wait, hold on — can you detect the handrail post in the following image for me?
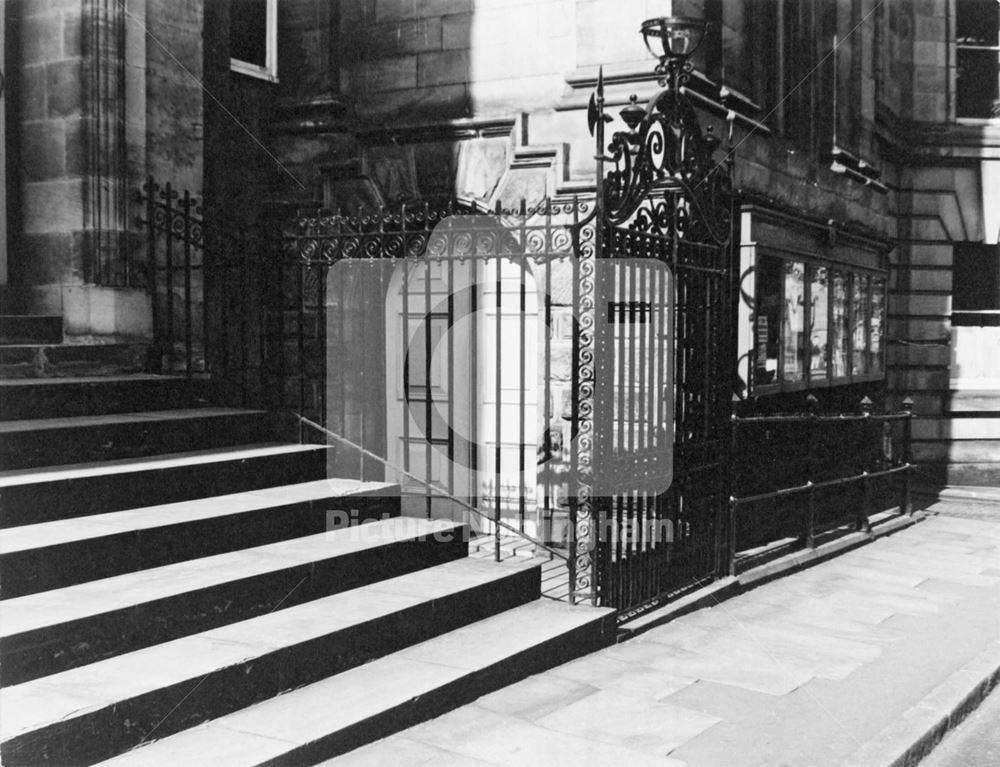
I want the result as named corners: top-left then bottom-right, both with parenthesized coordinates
top-left (902, 396), bottom-right (915, 516)
top-left (726, 409), bottom-right (740, 576)
top-left (804, 394), bottom-right (819, 549)
top-left (859, 396), bottom-right (873, 530)
top-left (727, 496), bottom-right (738, 576)
top-left (144, 177), bottom-right (160, 373)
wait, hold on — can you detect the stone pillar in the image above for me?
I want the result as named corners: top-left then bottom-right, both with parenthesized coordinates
top-left (10, 0), bottom-right (150, 337)
top-left (15, 0), bottom-right (89, 302)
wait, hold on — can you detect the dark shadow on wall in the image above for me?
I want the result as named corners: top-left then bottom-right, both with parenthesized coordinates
top-left (201, 2), bottom-right (477, 217)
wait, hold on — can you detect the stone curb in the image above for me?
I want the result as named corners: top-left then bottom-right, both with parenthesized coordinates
top-left (618, 512), bottom-right (924, 640)
top-left (839, 640), bottom-right (1000, 767)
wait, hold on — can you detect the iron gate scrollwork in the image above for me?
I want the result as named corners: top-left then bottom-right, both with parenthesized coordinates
top-left (583, 36), bottom-right (737, 614)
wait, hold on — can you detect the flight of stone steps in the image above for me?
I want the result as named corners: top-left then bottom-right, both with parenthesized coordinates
top-left (0, 313), bottom-right (615, 766)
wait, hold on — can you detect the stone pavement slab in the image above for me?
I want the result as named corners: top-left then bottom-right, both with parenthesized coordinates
top-left (331, 514), bottom-right (1000, 767)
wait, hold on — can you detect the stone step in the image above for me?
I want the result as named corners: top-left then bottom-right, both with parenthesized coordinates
top-left (91, 600), bottom-right (615, 767)
top-left (0, 478), bottom-right (401, 600)
top-left (0, 315), bottom-right (63, 345)
top-left (0, 518), bottom-right (468, 687)
top-left (949, 389), bottom-right (1000, 413)
top-left (1, 558), bottom-right (541, 765)
top-left (0, 443), bottom-right (331, 528)
top-left (0, 375), bottom-right (212, 420)
top-left (0, 343), bottom-right (148, 378)
top-left (0, 408), bottom-right (275, 470)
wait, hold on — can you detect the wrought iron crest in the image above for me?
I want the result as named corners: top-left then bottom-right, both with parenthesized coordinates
top-left (589, 62), bottom-right (734, 246)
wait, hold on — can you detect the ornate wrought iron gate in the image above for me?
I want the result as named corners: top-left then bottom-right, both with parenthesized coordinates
top-left (577, 58), bottom-right (737, 615)
top-left (274, 72), bottom-right (734, 616)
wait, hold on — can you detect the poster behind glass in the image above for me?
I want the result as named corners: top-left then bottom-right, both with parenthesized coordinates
top-left (782, 261), bottom-right (806, 382)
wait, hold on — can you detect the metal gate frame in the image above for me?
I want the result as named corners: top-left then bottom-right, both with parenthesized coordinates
top-left (577, 57), bottom-right (737, 614)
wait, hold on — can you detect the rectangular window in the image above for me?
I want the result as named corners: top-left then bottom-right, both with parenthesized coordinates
top-left (231, 0), bottom-right (277, 82)
top-left (954, 243), bottom-right (1000, 310)
top-left (782, 261), bottom-right (806, 382)
top-left (953, 242), bottom-right (1000, 326)
top-left (809, 266), bottom-right (829, 380)
top-left (956, 0), bottom-right (1000, 118)
top-left (753, 256), bottom-right (886, 392)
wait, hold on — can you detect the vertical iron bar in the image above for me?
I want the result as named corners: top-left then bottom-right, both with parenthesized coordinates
top-left (805, 395), bottom-right (818, 548)
top-left (627, 261), bottom-right (637, 454)
top-left (341, 256), bottom-right (348, 468)
top-left (728, 415), bottom-right (740, 576)
top-left (860, 395), bottom-right (873, 527)
top-left (274, 256), bottom-right (284, 414)
top-left (446, 241), bottom-right (455, 516)
top-left (470, 250), bottom-right (479, 513)
top-left (567, 206), bottom-right (580, 601)
top-left (402, 253), bottom-right (411, 478)
top-left (164, 183), bottom-right (175, 373)
top-left (518, 252), bottom-right (527, 534)
top-left (203, 222), bottom-right (212, 382)
top-left (256, 227), bottom-right (267, 407)
top-left (902, 397), bottom-right (914, 515)
top-left (297, 262), bottom-right (306, 419)
top-left (424, 205), bottom-right (434, 521)
top-left (494, 241), bottom-right (504, 560)
top-left (145, 178), bottom-right (159, 371)
top-left (543, 244), bottom-right (553, 541)
top-left (239, 246), bottom-right (248, 405)
top-left (319, 262), bottom-right (328, 436)
top-left (183, 191), bottom-right (193, 376)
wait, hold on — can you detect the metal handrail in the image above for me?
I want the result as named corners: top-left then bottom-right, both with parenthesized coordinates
top-left (732, 463), bottom-right (914, 507)
top-left (295, 414), bottom-right (570, 563)
top-left (734, 412), bottom-right (910, 424)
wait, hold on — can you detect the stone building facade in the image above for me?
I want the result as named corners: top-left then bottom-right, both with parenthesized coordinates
top-left (3, 0), bottom-right (999, 486)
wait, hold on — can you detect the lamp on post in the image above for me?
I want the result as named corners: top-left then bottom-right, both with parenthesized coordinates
top-left (640, 16), bottom-right (707, 90)
top-left (587, 13), bottom-right (729, 235)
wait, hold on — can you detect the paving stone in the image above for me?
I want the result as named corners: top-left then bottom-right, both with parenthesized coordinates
top-left (405, 703), bottom-right (687, 767)
top-left (278, 515), bottom-right (1000, 767)
top-left (325, 736), bottom-right (497, 767)
top-left (536, 688), bottom-right (721, 757)
top-left (474, 672), bottom-right (598, 720)
top-left (547, 654), bottom-right (696, 701)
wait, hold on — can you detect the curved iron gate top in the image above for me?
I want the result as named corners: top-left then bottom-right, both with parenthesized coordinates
top-left (579, 60), bottom-right (737, 615)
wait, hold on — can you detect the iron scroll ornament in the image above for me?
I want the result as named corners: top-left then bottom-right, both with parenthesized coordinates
top-left (588, 66), bottom-right (734, 246)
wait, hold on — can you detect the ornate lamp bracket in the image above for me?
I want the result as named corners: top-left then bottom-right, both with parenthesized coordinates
top-left (588, 16), bottom-right (733, 245)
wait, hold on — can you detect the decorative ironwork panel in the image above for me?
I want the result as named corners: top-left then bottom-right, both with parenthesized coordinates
top-left (588, 47), bottom-right (737, 615)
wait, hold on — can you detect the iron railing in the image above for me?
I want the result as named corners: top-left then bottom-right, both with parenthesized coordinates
top-left (137, 178), bottom-right (276, 402)
top-left (728, 396), bottom-right (916, 572)
top-left (136, 177), bottom-right (914, 619)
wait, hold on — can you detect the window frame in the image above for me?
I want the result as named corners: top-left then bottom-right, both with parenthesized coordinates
top-left (751, 248), bottom-right (887, 395)
top-left (952, 242), bottom-right (1000, 326)
top-left (230, 0), bottom-right (278, 83)
top-left (954, 0), bottom-right (1000, 122)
